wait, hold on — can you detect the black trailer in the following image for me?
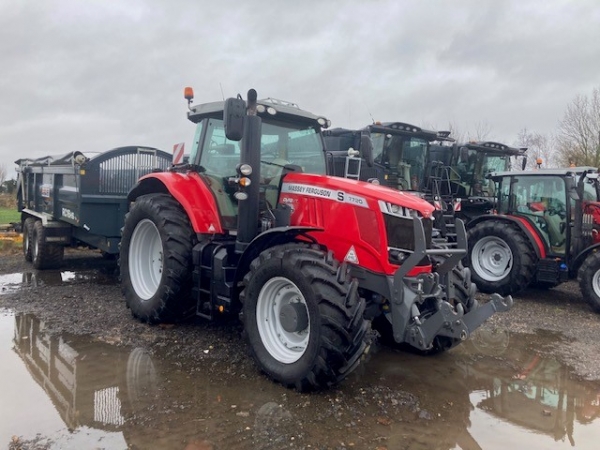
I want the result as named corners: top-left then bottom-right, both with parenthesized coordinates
top-left (16, 146), bottom-right (172, 269)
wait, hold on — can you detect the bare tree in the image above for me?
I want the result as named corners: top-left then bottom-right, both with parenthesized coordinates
top-left (516, 128), bottom-right (558, 169)
top-left (467, 121), bottom-right (492, 142)
top-left (556, 87), bottom-right (600, 167)
top-left (445, 120), bottom-right (493, 143)
top-left (444, 121), bottom-right (466, 144)
top-left (0, 164), bottom-right (6, 187)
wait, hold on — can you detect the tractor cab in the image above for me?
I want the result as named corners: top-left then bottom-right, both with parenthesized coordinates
top-left (434, 142), bottom-right (527, 199)
top-left (490, 167), bottom-right (599, 258)
top-left (323, 122), bottom-right (452, 193)
top-left (186, 96), bottom-right (330, 232)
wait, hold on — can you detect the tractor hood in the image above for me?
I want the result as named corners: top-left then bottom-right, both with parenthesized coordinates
top-left (282, 172), bottom-right (435, 219)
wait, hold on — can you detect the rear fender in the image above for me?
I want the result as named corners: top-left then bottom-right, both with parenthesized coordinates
top-left (128, 172), bottom-right (224, 234)
top-left (467, 214), bottom-right (547, 259)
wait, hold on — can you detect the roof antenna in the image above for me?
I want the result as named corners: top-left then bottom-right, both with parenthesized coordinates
top-left (219, 83), bottom-right (225, 100)
top-left (368, 109), bottom-right (375, 124)
top-left (362, 99), bottom-right (375, 124)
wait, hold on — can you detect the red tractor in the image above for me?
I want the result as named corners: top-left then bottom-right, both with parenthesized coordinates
top-left (465, 167), bottom-right (600, 312)
top-left (119, 88), bottom-right (512, 391)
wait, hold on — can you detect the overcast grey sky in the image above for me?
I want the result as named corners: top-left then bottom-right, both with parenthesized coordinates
top-left (1, 0), bottom-right (599, 178)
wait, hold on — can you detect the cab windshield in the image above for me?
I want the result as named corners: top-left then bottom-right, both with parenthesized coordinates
top-left (196, 118), bottom-right (326, 229)
top-left (455, 149), bottom-right (508, 197)
top-left (198, 119), bottom-right (326, 178)
top-left (372, 133), bottom-right (428, 191)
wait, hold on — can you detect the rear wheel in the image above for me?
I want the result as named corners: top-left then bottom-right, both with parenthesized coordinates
top-left (241, 244), bottom-right (369, 391)
top-left (22, 217), bottom-right (35, 262)
top-left (31, 220), bottom-right (64, 269)
top-left (578, 252), bottom-right (600, 313)
top-left (120, 194), bottom-right (196, 323)
top-left (466, 220), bottom-right (537, 295)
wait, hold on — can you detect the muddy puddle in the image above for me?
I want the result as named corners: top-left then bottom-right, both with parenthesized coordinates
top-left (0, 269), bottom-right (117, 295)
top-left (1, 311), bottom-right (600, 450)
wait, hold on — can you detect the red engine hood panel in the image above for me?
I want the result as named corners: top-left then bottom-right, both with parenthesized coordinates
top-left (283, 173), bottom-right (434, 218)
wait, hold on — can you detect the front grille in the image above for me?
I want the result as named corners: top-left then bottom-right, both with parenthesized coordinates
top-left (384, 214), bottom-right (432, 251)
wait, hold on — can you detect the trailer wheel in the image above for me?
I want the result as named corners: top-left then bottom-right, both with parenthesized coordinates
top-left (23, 217), bottom-right (35, 262)
top-left (240, 244), bottom-right (369, 391)
top-left (120, 194), bottom-right (196, 323)
top-left (31, 220), bottom-right (64, 269)
top-left (466, 220), bottom-right (536, 295)
top-left (578, 252), bottom-right (600, 313)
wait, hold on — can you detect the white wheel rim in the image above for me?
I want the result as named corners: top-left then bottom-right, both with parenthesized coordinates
top-left (33, 232), bottom-right (39, 259)
top-left (129, 219), bottom-right (163, 301)
top-left (471, 236), bottom-right (513, 282)
top-left (592, 269), bottom-right (600, 298)
top-left (256, 276), bottom-right (310, 364)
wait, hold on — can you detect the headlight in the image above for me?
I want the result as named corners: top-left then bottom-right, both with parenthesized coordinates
top-left (378, 200), bottom-right (415, 218)
top-left (238, 164), bottom-right (252, 176)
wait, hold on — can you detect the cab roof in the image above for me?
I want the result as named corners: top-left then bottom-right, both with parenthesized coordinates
top-left (187, 98), bottom-right (329, 128)
top-left (459, 141), bottom-right (527, 156)
top-left (489, 166), bottom-right (598, 180)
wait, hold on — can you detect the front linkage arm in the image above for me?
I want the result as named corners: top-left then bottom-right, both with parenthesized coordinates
top-left (390, 216), bottom-right (513, 350)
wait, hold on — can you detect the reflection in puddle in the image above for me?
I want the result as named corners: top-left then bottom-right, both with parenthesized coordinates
top-left (0, 269), bottom-right (117, 295)
top-left (1, 312), bottom-right (600, 449)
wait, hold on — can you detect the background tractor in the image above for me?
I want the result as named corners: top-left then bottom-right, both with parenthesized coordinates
top-left (323, 122), bottom-right (452, 193)
top-left (118, 89), bottom-right (511, 391)
top-left (322, 122), bottom-right (459, 234)
top-left (429, 140), bottom-right (528, 226)
top-left (464, 167), bottom-right (600, 313)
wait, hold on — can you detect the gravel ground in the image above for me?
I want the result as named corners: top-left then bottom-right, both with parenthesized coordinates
top-left (2, 247), bottom-right (600, 381)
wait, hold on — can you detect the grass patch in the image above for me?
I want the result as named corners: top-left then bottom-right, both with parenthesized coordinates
top-left (0, 208), bottom-right (20, 224)
top-left (0, 193), bottom-right (19, 224)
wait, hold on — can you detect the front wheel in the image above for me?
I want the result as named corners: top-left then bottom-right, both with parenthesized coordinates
top-left (120, 194), bottom-right (196, 323)
top-left (241, 244), bottom-right (369, 391)
top-left (578, 252), bottom-right (600, 313)
top-left (466, 220), bottom-right (537, 295)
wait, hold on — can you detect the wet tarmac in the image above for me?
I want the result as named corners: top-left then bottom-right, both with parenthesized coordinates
top-left (1, 268), bottom-right (600, 449)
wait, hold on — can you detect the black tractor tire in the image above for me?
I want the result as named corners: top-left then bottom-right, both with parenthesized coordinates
top-left (240, 243), bottom-right (370, 391)
top-left (120, 194), bottom-right (196, 323)
top-left (465, 220), bottom-right (537, 295)
top-left (22, 217), bottom-right (35, 262)
top-left (430, 251), bottom-right (478, 311)
top-left (578, 252), bottom-right (600, 313)
top-left (31, 220), bottom-right (64, 270)
top-left (449, 262), bottom-right (478, 311)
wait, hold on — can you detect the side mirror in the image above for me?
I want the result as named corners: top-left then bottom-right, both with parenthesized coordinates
top-left (521, 156), bottom-right (527, 170)
top-left (224, 97), bottom-right (245, 141)
top-left (359, 134), bottom-right (374, 167)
